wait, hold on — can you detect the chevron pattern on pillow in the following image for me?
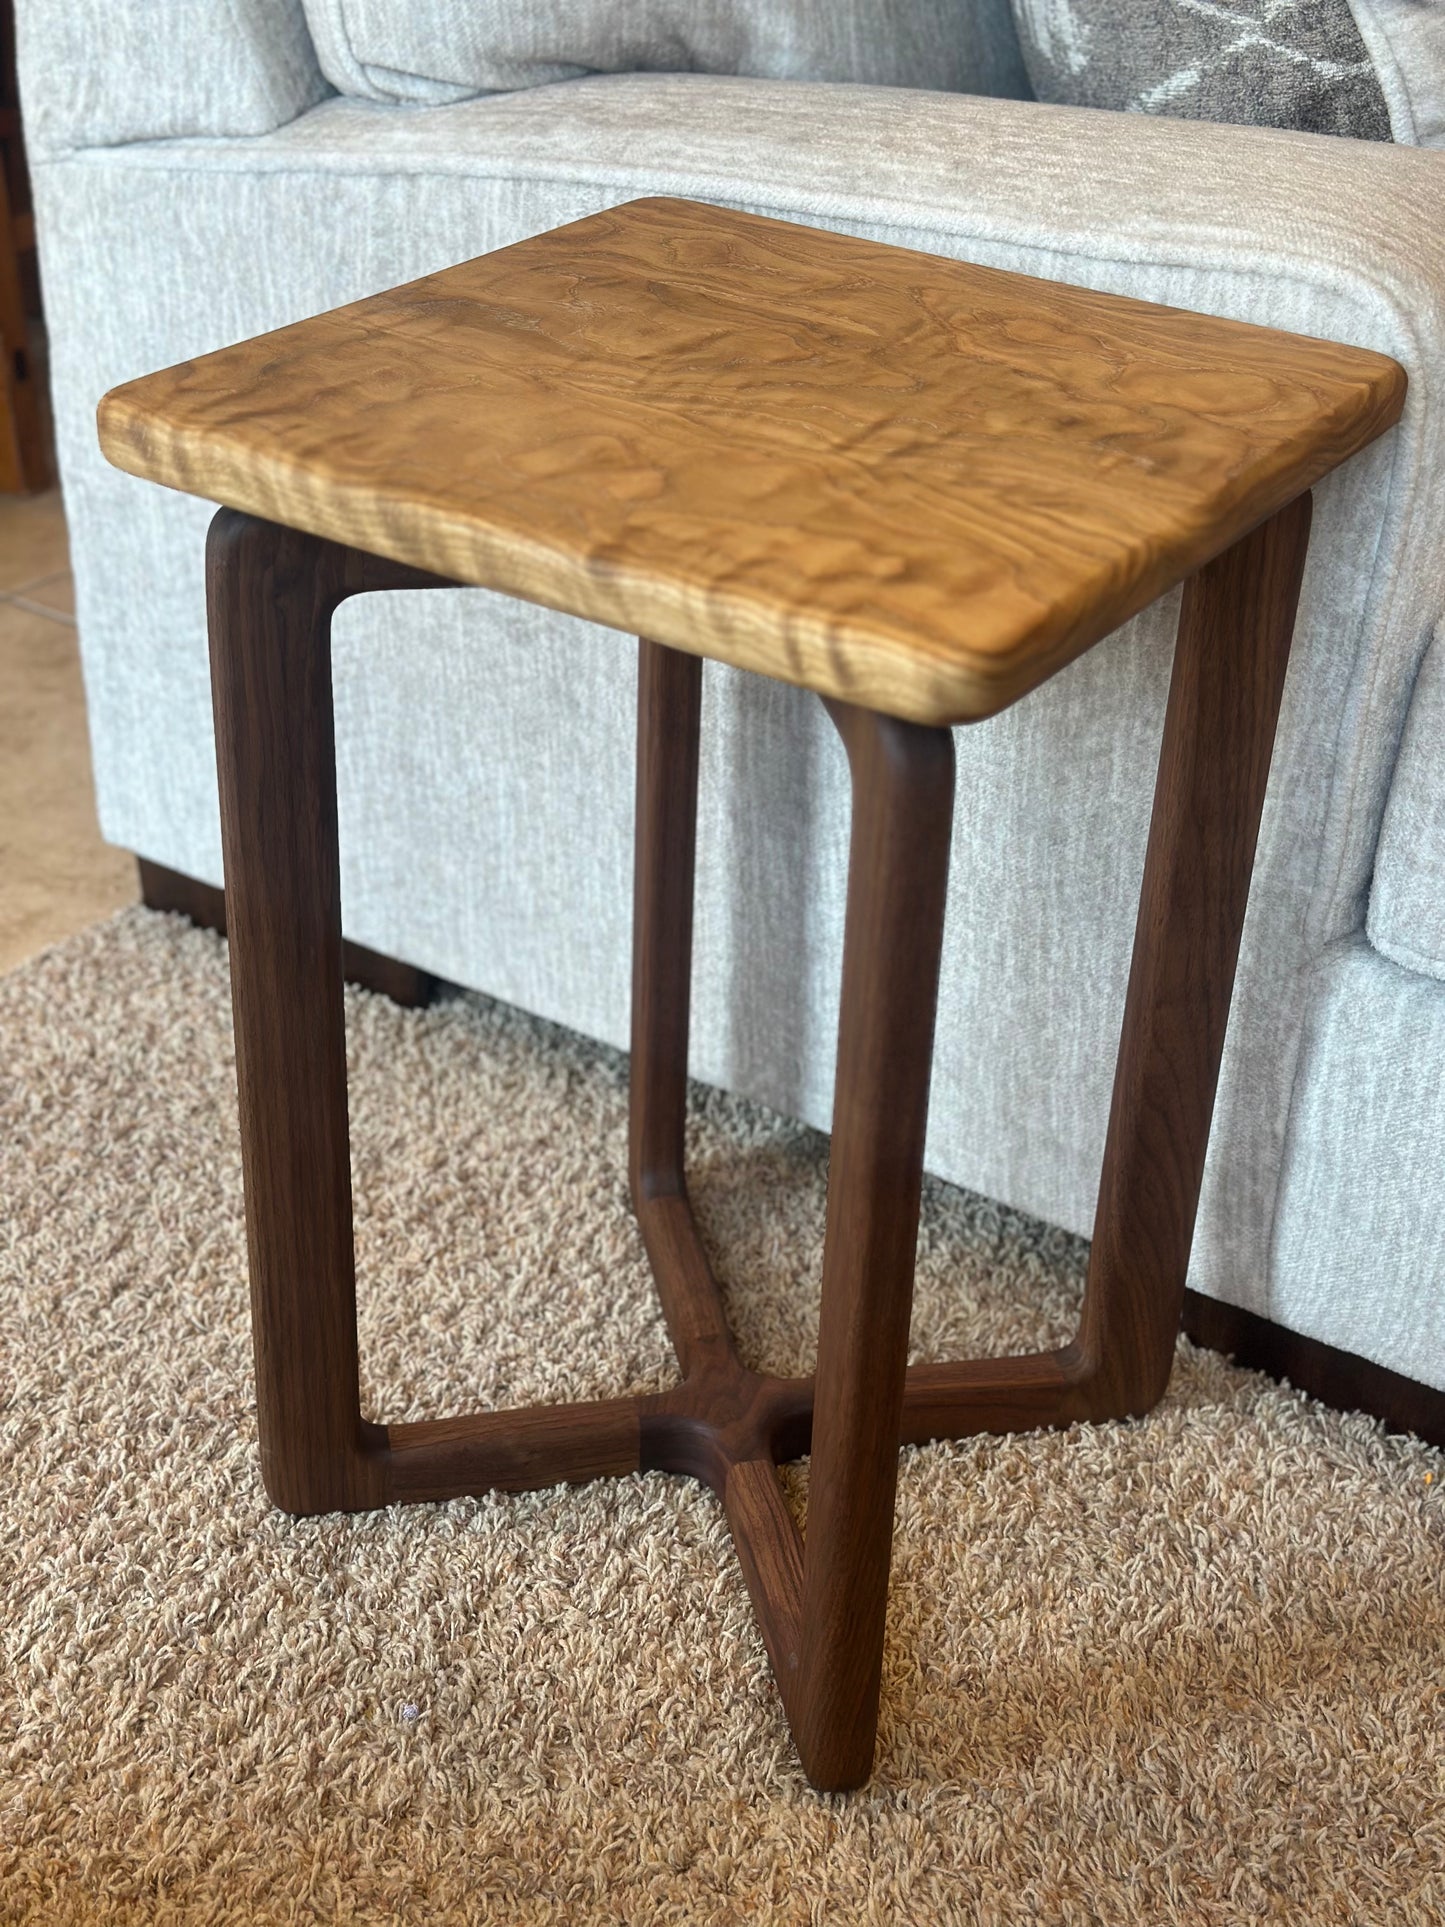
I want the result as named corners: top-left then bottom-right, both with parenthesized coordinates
top-left (1011, 0), bottom-right (1392, 140)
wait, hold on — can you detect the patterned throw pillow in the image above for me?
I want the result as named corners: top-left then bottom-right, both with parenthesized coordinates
top-left (1009, 0), bottom-right (1394, 141)
top-left (301, 0), bottom-right (1032, 105)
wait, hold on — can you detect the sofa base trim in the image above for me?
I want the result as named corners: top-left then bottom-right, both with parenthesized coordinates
top-left (136, 857), bottom-right (438, 1009)
top-left (1182, 1289), bottom-right (1444, 1448)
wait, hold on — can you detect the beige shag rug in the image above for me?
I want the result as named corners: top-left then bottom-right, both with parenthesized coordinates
top-left (1, 909), bottom-right (1442, 1926)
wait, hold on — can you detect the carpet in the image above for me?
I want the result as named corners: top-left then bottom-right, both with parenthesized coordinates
top-left (1, 908), bottom-right (1441, 1926)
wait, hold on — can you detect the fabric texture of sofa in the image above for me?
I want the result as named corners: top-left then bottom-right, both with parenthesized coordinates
top-left (16, 0), bottom-right (1445, 1409)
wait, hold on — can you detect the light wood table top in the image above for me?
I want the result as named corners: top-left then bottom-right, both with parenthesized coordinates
top-left (98, 197), bottom-right (1404, 724)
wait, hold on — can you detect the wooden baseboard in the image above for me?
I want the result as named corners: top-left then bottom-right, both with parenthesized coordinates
top-left (1182, 1288), bottom-right (1444, 1449)
top-left (137, 858), bottom-right (439, 1010)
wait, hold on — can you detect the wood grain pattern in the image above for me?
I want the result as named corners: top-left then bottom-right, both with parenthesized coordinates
top-left (100, 197), bottom-right (1403, 724)
top-left (1077, 491), bottom-right (1313, 1414)
top-left (628, 639), bottom-right (739, 1384)
top-left (206, 511), bottom-right (453, 1515)
top-left (191, 200), bottom-right (1376, 1784)
top-left (793, 697), bottom-right (956, 1790)
top-left (210, 505), bottom-right (1318, 1789)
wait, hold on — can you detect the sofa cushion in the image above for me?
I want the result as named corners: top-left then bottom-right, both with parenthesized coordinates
top-left (1008, 0), bottom-right (1445, 144)
top-left (1368, 624), bottom-right (1445, 982)
top-left (15, 0), bottom-right (331, 159)
top-left (299, 0), bottom-right (1032, 105)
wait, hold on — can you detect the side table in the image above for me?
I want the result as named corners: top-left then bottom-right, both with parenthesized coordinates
top-left (98, 198), bottom-right (1404, 1789)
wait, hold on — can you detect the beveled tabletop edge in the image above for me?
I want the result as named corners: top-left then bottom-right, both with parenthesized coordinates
top-left (94, 402), bottom-right (1395, 726)
top-left (96, 197), bottom-right (1408, 725)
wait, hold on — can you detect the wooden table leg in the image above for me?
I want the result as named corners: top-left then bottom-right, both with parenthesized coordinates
top-left (628, 645), bottom-right (956, 1787)
top-left (864, 493), bottom-right (1316, 1445)
top-left (1075, 492), bottom-right (1315, 1416)
top-left (205, 497), bottom-right (1310, 1792)
top-left (206, 509), bottom-right (451, 1515)
top-left (792, 698), bottom-right (956, 1791)
top-left (630, 639), bottom-right (741, 1387)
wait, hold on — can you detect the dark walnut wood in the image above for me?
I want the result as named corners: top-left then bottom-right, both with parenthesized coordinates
top-left (206, 513), bottom-right (455, 1514)
top-left (203, 491), bottom-right (1312, 1786)
top-left (792, 698), bottom-right (954, 1788)
top-left (100, 197), bottom-right (1402, 724)
top-left (1078, 494), bottom-right (1313, 1414)
top-left (112, 200), bottom-right (1407, 1791)
top-left (137, 858), bottom-right (439, 1009)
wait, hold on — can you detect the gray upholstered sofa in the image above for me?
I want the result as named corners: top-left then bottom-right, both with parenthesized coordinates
top-left (17, 0), bottom-right (1445, 1423)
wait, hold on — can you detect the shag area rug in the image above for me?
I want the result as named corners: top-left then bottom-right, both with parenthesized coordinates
top-left (1, 909), bottom-right (1441, 1926)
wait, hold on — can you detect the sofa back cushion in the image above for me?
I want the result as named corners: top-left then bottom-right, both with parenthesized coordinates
top-left (300, 0), bottom-right (1032, 104)
top-left (16, 0), bottom-right (331, 158)
top-left (1008, 0), bottom-right (1445, 144)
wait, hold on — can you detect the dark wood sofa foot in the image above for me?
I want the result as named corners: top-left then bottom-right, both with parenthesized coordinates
top-left (137, 856), bottom-right (439, 1008)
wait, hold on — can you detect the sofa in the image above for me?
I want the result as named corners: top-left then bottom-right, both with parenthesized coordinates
top-left (17, 0), bottom-right (1445, 1427)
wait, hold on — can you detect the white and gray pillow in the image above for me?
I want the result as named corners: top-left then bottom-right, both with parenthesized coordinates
top-left (301, 0), bottom-right (1032, 105)
top-left (1008, 0), bottom-right (1443, 142)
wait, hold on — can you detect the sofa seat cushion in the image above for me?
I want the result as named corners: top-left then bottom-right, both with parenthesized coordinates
top-left (300, 0), bottom-right (1032, 105)
top-left (1008, 0), bottom-right (1445, 145)
top-left (1369, 625), bottom-right (1445, 982)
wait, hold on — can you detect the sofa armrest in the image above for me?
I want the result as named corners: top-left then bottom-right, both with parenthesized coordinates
top-left (14, 0), bottom-right (331, 160)
top-left (1368, 624), bottom-right (1445, 980)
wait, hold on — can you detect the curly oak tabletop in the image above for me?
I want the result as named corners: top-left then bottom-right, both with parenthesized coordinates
top-left (98, 197), bottom-right (1405, 723)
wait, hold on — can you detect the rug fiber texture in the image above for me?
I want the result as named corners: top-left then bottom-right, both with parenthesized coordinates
top-left (1, 910), bottom-right (1442, 1925)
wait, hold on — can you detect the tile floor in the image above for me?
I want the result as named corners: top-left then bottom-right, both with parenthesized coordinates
top-left (0, 489), bottom-right (137, 974)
